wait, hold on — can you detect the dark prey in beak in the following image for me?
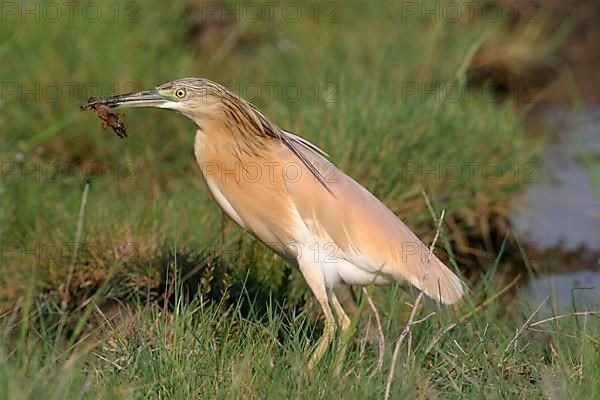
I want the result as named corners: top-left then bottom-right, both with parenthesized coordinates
top-left (81, 97), bottom-right (127, 139)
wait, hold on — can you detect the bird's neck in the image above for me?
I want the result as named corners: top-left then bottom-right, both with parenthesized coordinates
top-left (195, 98), bottom-right (284, 156)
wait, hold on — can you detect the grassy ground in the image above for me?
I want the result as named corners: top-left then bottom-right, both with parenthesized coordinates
top-left (1, 269), bottom-right (599, 399)
top-left (1, 0), bottom-right (597, 398)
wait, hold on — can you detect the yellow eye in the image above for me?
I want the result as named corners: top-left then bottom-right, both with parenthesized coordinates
top-left (175, 89), bottom-right (186, 98)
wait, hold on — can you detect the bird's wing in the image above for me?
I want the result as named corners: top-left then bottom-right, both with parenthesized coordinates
top-left (282, 142), bottom-right (464, 304)
top-left (280, 132), bottom-right (333, 194)
top-left (283, 130), bottom-right (330, 158)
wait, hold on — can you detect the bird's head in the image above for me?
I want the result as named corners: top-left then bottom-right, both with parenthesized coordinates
top-left (90, 77), bottom-right (235, 127)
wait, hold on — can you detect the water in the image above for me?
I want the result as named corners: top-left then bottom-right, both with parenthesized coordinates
top-left (511, 105), bottom-right (599, 313)
top-left (511, 105), bottom-right (600, 251)
top-left (519, 270), bottom-right (600, 317)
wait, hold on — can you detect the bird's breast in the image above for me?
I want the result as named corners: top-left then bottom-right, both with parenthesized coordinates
top-left (193, 129), bottom-right (307, 259)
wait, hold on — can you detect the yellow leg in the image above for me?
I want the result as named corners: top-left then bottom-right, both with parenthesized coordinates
top-left (308, 309), bottom-right (335, 370)
top-left (331, 293), bottom-right (351, 375)
top-left (297, 251), bottom-right (335, 370)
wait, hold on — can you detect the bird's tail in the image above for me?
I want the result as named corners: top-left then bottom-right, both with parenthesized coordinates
top-left (407, 254), bottom-right (465, 305)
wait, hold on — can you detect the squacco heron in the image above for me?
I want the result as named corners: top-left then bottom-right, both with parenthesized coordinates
top-left (84, 77), bottom-right (464, 370)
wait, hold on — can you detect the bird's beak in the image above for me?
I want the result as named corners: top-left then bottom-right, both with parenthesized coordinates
top-left (83, 88), bottom-right (166, 109)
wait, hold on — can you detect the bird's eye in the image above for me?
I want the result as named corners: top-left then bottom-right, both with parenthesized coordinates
top-left (175, 89), bottom-right (186, 98)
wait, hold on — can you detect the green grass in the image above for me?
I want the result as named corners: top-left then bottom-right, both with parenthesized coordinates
top-left (1, 272), bottom-right (599, 399)
top-left (1, 0), bottom-right (597, 398)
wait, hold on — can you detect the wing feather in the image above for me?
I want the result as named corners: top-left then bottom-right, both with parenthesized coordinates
top-left (283, 140), bottom-right (465, 304)
top-left (284, 130), bottom-right (330, 158)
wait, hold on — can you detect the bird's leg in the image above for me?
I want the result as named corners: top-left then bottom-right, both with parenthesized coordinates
top-left (297, 252), bottom-right (335, 370)
top-left (309, 300), bottom-right (335, 370)
top-left (331, 293), bottom-right (351, 375)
